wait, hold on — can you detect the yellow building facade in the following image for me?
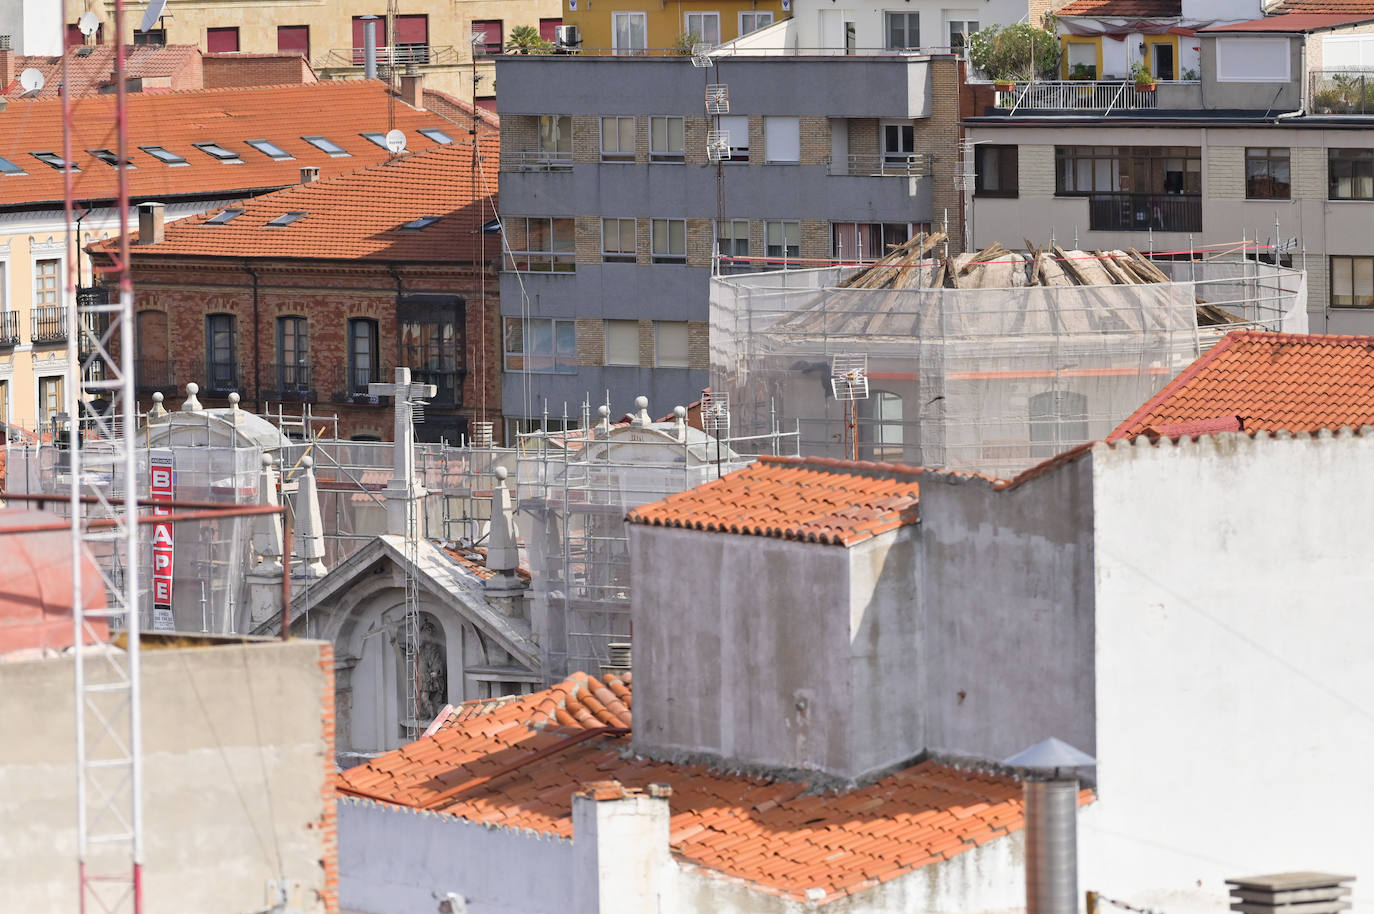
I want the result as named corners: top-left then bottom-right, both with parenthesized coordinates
top-left (88, 0), bottom-right (562, 100)
top-left (561, 0), bottom-right (790, 53)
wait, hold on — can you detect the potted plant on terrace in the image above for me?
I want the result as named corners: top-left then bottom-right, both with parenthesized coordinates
top-left (1132, 61), bottom-right (1156, 92)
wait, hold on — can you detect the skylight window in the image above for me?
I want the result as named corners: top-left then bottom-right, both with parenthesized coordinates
top-left (266, 212), bottom-right (307, 227)
top-left (141, 145), bottom-right (189, 166)
top-left (194, 142), bottom-right (243, 163)
top-left (205, 209), bottom-right (245, 225)
top-left (360, 132), bottom-right (389, 149)
top-left (89, 149), bottom-right (135, 168)
top-left (32, 152), bottom-right (79, 172)
top-left (246, 139), bottom-right (293, 161)
top-left (0, 155), bottom-right (28, 176)
top-left (418, 128), bottom-right (454, 145)
top-left (303, 136), bottom-right (350, 157)
top-left (401, 217), bottom-right (442, 231)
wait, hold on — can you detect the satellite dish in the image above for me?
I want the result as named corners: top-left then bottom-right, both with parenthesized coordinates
top-left (384, 129), bottom-right (407, 154)
top-left (140, 0), bottom-right (168, 35)
top-left (78, 12), bottom-right (100, 37)
top-left (19, 68), bottom-right (46, 92)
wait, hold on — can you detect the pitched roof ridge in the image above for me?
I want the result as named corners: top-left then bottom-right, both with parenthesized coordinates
top-left (1107, 331), bottom-right (1245, 441)
top-left (755, 453), bottom-right (928, 481)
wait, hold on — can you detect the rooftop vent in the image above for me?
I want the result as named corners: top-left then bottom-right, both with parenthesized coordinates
top-left (299, 166), bottom-right (319, 183)
top-left (1226, 873), bottom-right (1355, 914)
top-left (602, 642), bottom-right (632, 673)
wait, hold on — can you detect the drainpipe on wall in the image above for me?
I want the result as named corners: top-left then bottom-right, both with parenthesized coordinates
top-left (1274, 39), bottom-right (1306, 122)
top-left (244, 262), bottom-right (261, 412)
top-left (388, 263), bottom-right (404, 374)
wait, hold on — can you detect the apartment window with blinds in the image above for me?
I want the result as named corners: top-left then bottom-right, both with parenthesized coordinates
top-left (472, 20), bottom-right (503, 56)
top-left (651, 117), bottom-right (684, 162)
top-left (886, 12), bottom-right (920, 49)
top-left (717, 219), bottom-right (750, 272)
top-left (764, 117), bottom-right (800, 164)
top-left (718, 115), bottom-right (749, 162)
top-left (652, 219), bottom-right (686, 263)
top-left (206, 27), bottom-right (240, 53)
top-left (1329, 148), bottom-right (1374, 201)
top-left (348, 318), bottom-right (379, 394)
top-left (655, 322), bottom-right (689, 368)
top-left (601, 116), bottom-right (636, 162)
top-left (605, 320), bottom-right (640, 366)
top-left (1246, 147), bottom-right (1290, 200)
top-left (765, 221), bottom-right (800, 264)
top-left (1332, 256), bottom-right (1374, 308)
top-left (277, 25), bottom-right (309, 56)
top-left (602, 218), bottom-right (637, 263)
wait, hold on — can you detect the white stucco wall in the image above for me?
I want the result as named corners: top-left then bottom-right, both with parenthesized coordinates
top-left (0, 640), bottom-right (333, 914)
top-left (789, 0), bottom-right (1035, 52)
top-left (1084, 430), bottom-right (1374, 914)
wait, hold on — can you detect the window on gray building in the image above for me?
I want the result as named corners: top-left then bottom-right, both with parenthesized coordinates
top-left (505, 318), bottom-right (576, 373)
top-left (1329, 148), bottom-right (1374, 201)
top-left (652, 219), bottom-right (686, 263)
top-left (601, 116), bottom-right (636, 162)
top-left (1246, 148), bottom-right (1290, 200)
top-left (975, 145), bottom-right (1018, 198)
top-left (602, 218), bottom-right (637, 262)
top-left (605, 320), bottom-right (640, 366)
top-left (655, 321), bottom-right (690, 368)
top-left (1331, 256), bottom-right (1374, 308)
top-left (765, 220), bottom-right (800, 265)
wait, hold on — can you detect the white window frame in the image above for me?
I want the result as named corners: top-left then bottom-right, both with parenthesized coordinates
top-left (602, 217), bottom-right (637, 262)
top-left (1215, 37), bottom-right (1291, 82)
top-left (684, 11), bottom-right (721, 48)
top-left (739, 11), bottom-right (774, 36)
top-left (33, 256), bottom-right (60, 308)
top-left (881, 120), bottom-right (915, 166)
top-left (654, 321), bottom-right (690, 368)
top-left (604, 319), bottom-right (640, 366)
top-left (600, 116), bottom-right (636, 162)
top-left (948, 17), bottom-right (979, 50)
top-left (504, 317), bottom-right (577, 374)
top-left (537, 115), bottom-right (572, 164)
top-left (650, 116), bottom-right (684, 162)
top-left (508, 216), bottom-right (575, 272)
top-left (718, 115), bottom-right (749, 162)
top-left (651, 218), bottom-right (686, 263)
top-left (885, 11), bottom-right (920, 50)
top-left (765, 220), bottom-right (800, 264)
top-left (612, 11), bottom-right (648, 55)
top-left (37, 373), bottom-right (67, 435)
top-left (764, 116), bottom-right (800, 164)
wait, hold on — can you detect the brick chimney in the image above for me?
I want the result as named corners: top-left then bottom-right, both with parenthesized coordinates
top-left (400, 68), bottom-right (424, 110)
top-left (299, 166), bottom-right (320, 184)
top-left (1, 35), bottom-right (14, 90)
top-left (137, 202), bottom-right (166, 245)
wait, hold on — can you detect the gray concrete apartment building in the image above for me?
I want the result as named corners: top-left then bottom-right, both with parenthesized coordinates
top-left (966, 13), bottom-right (1374, 334)
top-left (493, 51), bottom-right (963, 434)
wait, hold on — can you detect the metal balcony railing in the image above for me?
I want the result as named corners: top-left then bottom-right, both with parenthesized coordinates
top-left (0, 311), bottom-right (19, 346)
top-left (997, 80), bottom-right (1160, 112)
top-left (271, 363), bottom-right (314, 401)
top-left (1087, 193), bottom-right (1201, 233)
top-left (829, 153), bottom-right (932, 177)
top-left (316, 44), bottom-right (460, 70)
top-left (407, 368), bottom-right (463, 408)
top-left (31, 305), bottom-right (68, 344)
top-left (203, 359), bottom-right (242, 395)
top-left (501, 150), bottom-right (574, 172)
top-left (135, 358), bottom-right (177, 392)
top-left (1311, 70), bottom-right (1374, 115)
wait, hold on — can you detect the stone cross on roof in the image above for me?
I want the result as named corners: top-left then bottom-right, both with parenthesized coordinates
top-left (369, 367), bottom-right (437, 536)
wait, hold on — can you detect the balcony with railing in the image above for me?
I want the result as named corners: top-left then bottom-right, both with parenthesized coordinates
top-left (828, 153), bottom-right (933, 177)
top-left (31, 306), bottom-right (68, 344)
top-left (994, 80), bottom-right (1164, 112)
top-left (270, 363), bottom-right (314, 402)
top-left (501, 150), bottom-right (574, 173)
top-left (409, 369), bottom-right (463, 408)
top-left (202, 359), bottom-right (242, 396)
top-left (315, 44), bottom-right (460, 71)
top-left (135, 358), bottom-right (177, 393)
top-left (0, 311), bottom-right (19, 347)
top-left (1087, 193), bottom-right (1201, 233)
top-left (1311, 70), bottom-right (1374, 115)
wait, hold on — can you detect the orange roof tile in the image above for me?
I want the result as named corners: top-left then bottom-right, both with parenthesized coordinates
top-left (1200, 12), bottom-right (1374, 30)
top-left (0, 80), bottom-right (472, 208)
top-left (1270, 0), bottom-right (1374, 11)
top-left (5, 45), bottom-right (203, 99)
top-left (97, 140), bottom-right (498, 263)
top-left (1108, 332), bottom-right (1374, 441)
top-left (625, 455), bottom-right (922, 546)
top-left (340, 671), bottom-right (1089, 903)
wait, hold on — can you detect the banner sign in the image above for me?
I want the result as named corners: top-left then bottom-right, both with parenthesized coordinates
top-left (150, 452), bottom-right (175, 631)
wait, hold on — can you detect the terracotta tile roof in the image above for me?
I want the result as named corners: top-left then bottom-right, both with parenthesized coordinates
top-left (0, 80), bottom-right (466, 208)
top-left (439, 544), bottom-right (532, 582)
top-left (1108, 332), bottom-right (1374, 441)
top-left (1268, 0), bottom-right (1374, 14)
top-left (1057, 0), bottom-right (1181, 16)
top-left (340, 671), bottom-right (1086, 903)
top-left (5, 44), bottom-right (203, 99)
top-left (95, 140), bottom-right (498, 263)
top-left (1199, 12), bottom-right (1374, 30)
top-left (625, 455), bottom-right (924, 546)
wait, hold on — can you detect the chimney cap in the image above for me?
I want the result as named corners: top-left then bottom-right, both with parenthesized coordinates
top-left (1003, 737), bottom-right (1095, 771)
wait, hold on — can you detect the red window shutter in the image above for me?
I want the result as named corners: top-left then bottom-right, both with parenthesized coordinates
top-left (351, 15), bottom-right (388, 62)
top-left (395, 15), bottom-right (428, 45)
top-left (66, 23), bottom-right (84, 48)
top-left (206, 27), bottom-right (239, 53)
top-left (539, 19), bottom-right (562, 42)
top-left (277, 25), bottom-right (309, 56)
top-left (476, 98), bottom-right (498, 112)
top-left (473, 20), bottom-right (502, 53)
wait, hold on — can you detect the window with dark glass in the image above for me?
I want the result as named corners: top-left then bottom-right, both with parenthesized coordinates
top-left (1246, 148), bottom-right (1290, 200)
top-left (885, 12), bottom-right (920, 49)
top-left (400, 318), bottom-right (461, 405)
top-left (975, 145), bottom-right (1018, 197)
top-left (1329, 148), bottom-right (1374, 201)
top-left (348, 318), bottom-right (379, 394)
top-left (277, 316), bottom-right (309, 393)
top-left (205, 314), bottom-right (237, 392)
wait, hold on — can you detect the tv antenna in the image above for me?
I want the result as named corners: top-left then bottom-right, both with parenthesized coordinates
top-left (385, 129), bottom-right (407, 155)
top-left (139, 0), bottom-right (167, 35)
top-left (78, 12), bottom-right (101, 37)
top-left (830, 354), bottom-right (869, 461)
top-left (701, 391), bottom-right (731, 478)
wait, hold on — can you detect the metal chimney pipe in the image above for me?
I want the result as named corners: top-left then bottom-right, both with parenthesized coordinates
top-left (363, 17), bottom-right (378, 79)
top-left (1025, 777), bottom-right (1079, 914)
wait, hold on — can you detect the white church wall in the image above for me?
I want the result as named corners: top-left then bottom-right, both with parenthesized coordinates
top-left (1084, 431), bottom-right (1374, 914)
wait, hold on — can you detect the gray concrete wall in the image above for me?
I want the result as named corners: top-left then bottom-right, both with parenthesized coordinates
top-left (915, 462), bottom-right (1097, 761)
top-left (1200, 34), bottom-right (1303, 111)
top-left (340, 799), bottom-right (573, 914)
top-left (0, 640), bottom-right (334, 914)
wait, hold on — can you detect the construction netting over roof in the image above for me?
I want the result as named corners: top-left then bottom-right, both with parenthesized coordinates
top-left (710, 244), bottom-right (1307, 478)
